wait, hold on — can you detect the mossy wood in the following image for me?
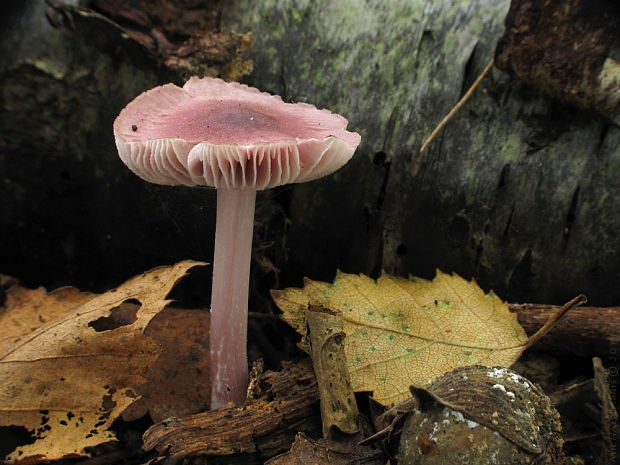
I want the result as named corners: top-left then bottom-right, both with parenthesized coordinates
top-left (1, 0), bottom-right (619, 306)
top-left (223, 0), bottom-right (620, 306)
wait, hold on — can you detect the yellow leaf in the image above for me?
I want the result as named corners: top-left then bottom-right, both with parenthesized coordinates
top-left (271, 270), bottom-right (528, 407)
top-left (0, 260), bottom-right (206, 463)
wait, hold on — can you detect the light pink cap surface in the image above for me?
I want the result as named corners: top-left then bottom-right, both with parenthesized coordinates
top-left (113, 77), bottom-right (361, 189)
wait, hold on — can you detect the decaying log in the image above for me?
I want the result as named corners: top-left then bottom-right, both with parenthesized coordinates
top-left (142, 358), bottom-right (321, 460)
top-left (45, 0), bottom-right (253, 80)
top-left (495, 0), bottom-right (620, 124)
top-left (510, 303), bottom-right (620, 355)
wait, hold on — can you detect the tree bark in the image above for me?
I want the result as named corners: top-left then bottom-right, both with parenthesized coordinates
top-left (142, 359), bottom-right (321, 460)
top-left (223, 0), bottom-right (620, 307)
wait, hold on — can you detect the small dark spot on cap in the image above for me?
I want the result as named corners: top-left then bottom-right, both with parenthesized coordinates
top-left (131, 124), bottom-right (138, 131)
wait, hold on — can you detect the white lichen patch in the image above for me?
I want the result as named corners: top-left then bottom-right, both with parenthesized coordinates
top-left (442, 407), bottom-right (466, 422)
top-left (507, 371), bottom-right (530, 389)
top-left (439, 406), bottom-right (482, 429)
top-left (487, 367), bottom-right (531, 390)
top-left (492, 383), bottom-right (517, 401)
top-left (466, 419), bottom-right (479, 429)
top-left (487, 367), bottom-right (508, 379)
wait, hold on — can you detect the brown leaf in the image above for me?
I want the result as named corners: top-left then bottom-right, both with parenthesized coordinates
top-left (122, 306), bottom-right (210, 422)
top-left (0, 260), bottom-right (205, 462)
top-left (272, 271), bottom-right (528, 407)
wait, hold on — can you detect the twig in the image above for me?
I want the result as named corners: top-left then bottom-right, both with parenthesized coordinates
top-left (523, 294), bottom-right (587, 349)
top-left (419, 58), bottom-right (495, 153)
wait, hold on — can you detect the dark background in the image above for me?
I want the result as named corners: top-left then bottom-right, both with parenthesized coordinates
top-left (1, 0), bottom-right (619, 313)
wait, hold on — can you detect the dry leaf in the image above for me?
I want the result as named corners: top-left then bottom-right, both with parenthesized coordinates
top-left (306, 305), bottom-right (359, 438)
top-left (272, 271), bottom-right (528, 407)
top-left (0, 260), bottom-right (205, 463)
top-left (122, 305), bottom-right (210, 422)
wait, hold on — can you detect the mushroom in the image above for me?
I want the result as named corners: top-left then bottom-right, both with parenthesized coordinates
top-left (113, 77), bottom-right (361, 409)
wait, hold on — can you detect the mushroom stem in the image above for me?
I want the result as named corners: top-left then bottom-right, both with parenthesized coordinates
top-left (210, 187), bottom-right (256, 409)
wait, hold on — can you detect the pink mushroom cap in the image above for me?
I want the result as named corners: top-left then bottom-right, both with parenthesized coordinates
top-left (113, 77), bottom-right (361, 189)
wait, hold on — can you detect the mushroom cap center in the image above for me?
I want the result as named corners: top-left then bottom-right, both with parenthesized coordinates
top-left (125, 99), bottom-right (333, 146)
top-left (113, 77), bottom-right (361, 188)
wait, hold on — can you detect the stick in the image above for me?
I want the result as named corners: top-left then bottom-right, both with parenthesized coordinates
top-left (419, 59), bottom-right (494, 153)
top-left (510, 301), bottom-right (619, 355)
top-left (524, 294), bottom-right (587, 349)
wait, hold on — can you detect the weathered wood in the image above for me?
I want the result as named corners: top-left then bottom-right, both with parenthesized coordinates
top-left (549, 359), bottom-right (617, 464)
top-left (592, 357), bottom-right (619, 465)
top-left (2, 0), bottom-right (620, 353)
top-left (495, 0), bottom-right (620, 125)
top-left (46, 0), bottom-right (252, 80)
top-left (142, 359), bottom-right (321, 460)
top-left (510, 303), bottom-right (620, 355)
top-left (223, 0), bottom-right (620, 309)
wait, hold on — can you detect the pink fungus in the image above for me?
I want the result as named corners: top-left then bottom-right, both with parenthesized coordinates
top-left (113, 76), bottom-right (361, 409)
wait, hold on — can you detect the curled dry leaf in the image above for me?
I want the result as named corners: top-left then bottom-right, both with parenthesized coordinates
top-left (306, 305), bottom-right (359, 438)
top-left (0, 260), bottom-right (205, 463)
top-left (411, 365), bottom-right (563, 455)
top-left (396, 366), bottom-right (564, 464)
top-left (271, 271), bottom-right (528, 407)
